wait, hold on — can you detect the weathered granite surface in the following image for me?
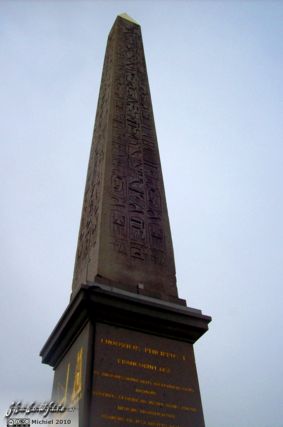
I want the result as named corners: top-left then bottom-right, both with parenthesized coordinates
top-left (72, 15), bottom-right (178, 302)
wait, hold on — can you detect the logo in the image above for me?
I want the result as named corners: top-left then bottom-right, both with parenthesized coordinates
top-left (7, 420), bottom-right (30, 426)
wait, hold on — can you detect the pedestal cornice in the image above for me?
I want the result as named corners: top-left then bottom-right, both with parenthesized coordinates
top-left (40, 284), bottom-right (211, 368)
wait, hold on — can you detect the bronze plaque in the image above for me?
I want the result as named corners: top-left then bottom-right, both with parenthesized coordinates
top-left (91, 323), bottom-right (205, 427)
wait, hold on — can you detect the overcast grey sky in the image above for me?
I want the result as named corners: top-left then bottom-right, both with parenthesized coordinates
top-left (1, 1), bottom-right (283, 426)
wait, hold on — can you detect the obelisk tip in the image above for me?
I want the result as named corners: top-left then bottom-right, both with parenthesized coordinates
top-left (118, 13), bottom-right (139, 25)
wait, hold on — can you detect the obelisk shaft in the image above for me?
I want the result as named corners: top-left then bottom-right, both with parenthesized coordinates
top-left (72, 15), bottom-right (178, 301)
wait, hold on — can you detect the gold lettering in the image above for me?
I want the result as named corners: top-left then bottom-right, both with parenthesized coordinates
top-left (100, 337), bottom-right (140, 351)
top-left (93, 388), bottom-right (197, 414)
top-left (101, 413), bottom-right (180, 427)
top-left (116, 358), bottom-right (171, 373)
top-left (158, 366), bottom-right (171, 373)
top-left (180, 406), bottom-right (197, 412)
top-left (117, 405), bottom-right (138, 413)
top-left (144, 347), bottom-right (177, 359)
top-left (58, 363), bottom-right (70, 406)
top-left (71, 348), bottom-right (83, 404)
top-left (148, 400), bottom-right (164, 407)
top-left (101, 414), bottom-right (124, 422)
top-left (135, 388), bottom-right (156, 396)
top-left (145, 347), bottom-right (159, 356)
top-left (165, 403), bottom-right (177, 410)
top-left (94, 391), bottom-right (115, 399)
top-left (94, 369), bottom-right (194, 393)
top-left (140, 409), bottom-right (175, 419)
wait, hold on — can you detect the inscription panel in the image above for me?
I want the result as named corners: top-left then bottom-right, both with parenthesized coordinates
top-left (91, 323), bottom-right (205, 427)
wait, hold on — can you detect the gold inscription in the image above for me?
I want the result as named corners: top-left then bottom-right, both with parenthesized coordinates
top-left (95, 333), bottom-right (196, 424)
top-left (58, 363), bottom-right (70, 406)
top-left (93, 390), bottom-right (197, 413)
top-left (101, 414), bottom-right (124, 422)
top-left (117, 405), bottom-right (175, 419)
top-left (71, 347), bottom-right (83, 404)
top-left (117, 405), bottom-right (137, 413)
top-left (94, 370), bottom-right (194, 393)
top-left (139, 409), bottom-right (175, 419)
top-left (99, 337), bottom-right (187, 361)
top-left (101, 338), bottom-right (140, 352)
top-left (56, 347), bottom-right (84, 407)
top-left (101, 414), bottom-right (180, 427)
top-left (144, 348), bottom-right (177, 360)
top-left (117, 358), bottom-right (170, 373)
top-left (135, 388), bottom-right (156, 396)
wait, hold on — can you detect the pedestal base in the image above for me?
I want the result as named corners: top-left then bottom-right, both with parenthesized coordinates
top-left (40, 284), bottom-right (211, 427)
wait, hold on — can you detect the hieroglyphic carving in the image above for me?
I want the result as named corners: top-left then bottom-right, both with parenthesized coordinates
top-left (72, 16), bottom-right (177, 297)
top-left (109, 18), bottom-right (167, 269)
top-left (72, 32), bottom-right (115, 291)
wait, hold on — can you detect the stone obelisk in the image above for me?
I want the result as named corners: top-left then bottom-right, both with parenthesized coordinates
top-left (41, 14), bottom-right (211, 427)
top-left (72, 13), bottom-right (178, 302)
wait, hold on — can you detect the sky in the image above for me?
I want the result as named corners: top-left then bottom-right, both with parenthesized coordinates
top-left (0, 1), bottom-right (282, 426)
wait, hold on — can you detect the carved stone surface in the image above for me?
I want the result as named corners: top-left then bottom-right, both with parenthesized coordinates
top-left (72, 15), bottom-right (178, 302)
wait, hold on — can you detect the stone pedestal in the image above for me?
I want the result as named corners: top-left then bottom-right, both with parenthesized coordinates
top-left (40, 285), bottom-right (211, 427)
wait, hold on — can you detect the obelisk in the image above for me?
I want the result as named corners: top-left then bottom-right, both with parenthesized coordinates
top-left (41, 14), bottom-right (211, 427)
top-left (72, 13), bottom-right (178, 302)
